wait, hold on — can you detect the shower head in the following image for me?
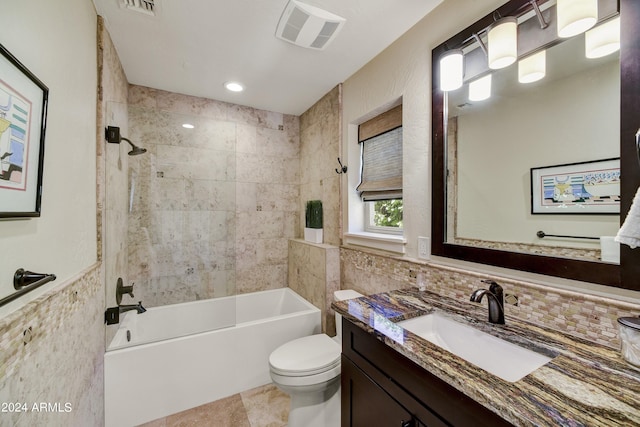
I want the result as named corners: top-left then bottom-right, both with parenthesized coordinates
top-left (105, 126), bottom-right (147, 156)
top-left (121, 137), bottom-right (147, 156)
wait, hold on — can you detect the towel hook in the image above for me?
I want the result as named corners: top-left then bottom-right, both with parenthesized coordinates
top-left (335, 157), bottom-right (347, 174)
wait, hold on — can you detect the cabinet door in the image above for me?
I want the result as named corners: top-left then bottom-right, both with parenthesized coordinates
top-left (342, 356), bottom-right (423, 427)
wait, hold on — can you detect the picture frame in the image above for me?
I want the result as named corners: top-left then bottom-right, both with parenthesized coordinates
top-left (0, 43), bottom-right (48, 218)
top-left (530, 158), bottom-right (620, 215)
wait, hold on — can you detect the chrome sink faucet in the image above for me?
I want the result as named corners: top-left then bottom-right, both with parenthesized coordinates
top-left (470, 280), bottom-right (505, 324)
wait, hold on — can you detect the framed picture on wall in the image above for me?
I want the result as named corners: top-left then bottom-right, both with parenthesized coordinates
top-left (0, 43), bottom-right (48, 218)
top-left (530, 158), bottom-right (620, 214)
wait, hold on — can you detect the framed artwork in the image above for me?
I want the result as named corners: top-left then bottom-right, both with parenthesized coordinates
top-left (530, 158), bottom-right (620, 215)
top-left (0, 43), bottom-right (48, 218)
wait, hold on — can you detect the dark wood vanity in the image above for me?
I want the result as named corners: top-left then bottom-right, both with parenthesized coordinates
top-left (335, 288), bottom-right (640, 427)
top-left (341, 318), bottom-right (513, 427)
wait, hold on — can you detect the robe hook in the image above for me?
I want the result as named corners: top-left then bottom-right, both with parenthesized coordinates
top-left (335, 157), bottom-right (348, 174)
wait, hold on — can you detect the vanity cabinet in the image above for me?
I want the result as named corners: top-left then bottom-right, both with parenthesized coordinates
top-left (342, 357), bottom-right (426, 427)
top-left (341, 318), bottom-right (514, 427)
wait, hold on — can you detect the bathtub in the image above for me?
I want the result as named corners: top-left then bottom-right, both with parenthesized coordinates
top-left (104, 287), bottom-right (320, 427)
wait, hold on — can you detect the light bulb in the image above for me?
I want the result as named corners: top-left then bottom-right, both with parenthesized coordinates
top-left (488, 17), bottom-right (517, 70)
top-left (518, 50), bottom-right (546, 83)
top-left (557, 0), bottom-right (597, 38)
top-left (585, 17), bottom-right (620, 59)
top-left (439, 50), bottom-right (464, 92)
top-left (469, 74), bottom-right (492, 101)
top-left (224, 81), bottom-right (244, 92)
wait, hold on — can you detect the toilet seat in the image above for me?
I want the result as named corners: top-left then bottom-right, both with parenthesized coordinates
top-left (269, 334), bottom-right (341, 377)
top-left (270, 363), bottom-right (341, 388)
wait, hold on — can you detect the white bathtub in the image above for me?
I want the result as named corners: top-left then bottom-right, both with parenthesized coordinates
top-left (104, 287), bottom-right (320, 427)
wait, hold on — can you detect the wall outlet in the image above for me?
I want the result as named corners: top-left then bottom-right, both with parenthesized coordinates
top-left (418, 237), bottom-right (430, 259)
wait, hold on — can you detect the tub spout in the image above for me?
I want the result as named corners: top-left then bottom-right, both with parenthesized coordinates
top-left (104, 301), bottom-right (146, 325)
top-left (119, 301), bottom-right (146, 314)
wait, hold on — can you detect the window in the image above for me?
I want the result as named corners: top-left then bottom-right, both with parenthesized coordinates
top-left (365, 199), bottom-right (403, 234)
top-left (357, 104), bottom-right (403, 234)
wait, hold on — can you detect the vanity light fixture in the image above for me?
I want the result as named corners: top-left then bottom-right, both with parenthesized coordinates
top-left (529, 0), bottom-right (549, 29)
top-left (487, 17), bottom-right (518, 69)
top-left (224, 81), bottom-right (244, 92)
top-left (439, 49), bottom-right (464, 92)
top-left (468, 74), bottom-right (492, 101)
top-left (518, 50), bottom-right (546, 83)
top-left (182, 123), bottom-right (195, 129)
top-left (471, 33), bottom-right (488, 56)
top-left (585, 16), bottom-right (620, 59)
top-left (556, 0), bottom-right (597, 38)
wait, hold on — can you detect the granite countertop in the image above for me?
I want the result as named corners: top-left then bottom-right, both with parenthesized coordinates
top-left (332, 287), bottom-right (640, 426)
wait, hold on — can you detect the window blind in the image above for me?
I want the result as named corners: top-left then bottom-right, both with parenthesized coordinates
top-left (357, 126), bottom-right (403, 201)
top-left (356, 105), bottom-right (402, 201)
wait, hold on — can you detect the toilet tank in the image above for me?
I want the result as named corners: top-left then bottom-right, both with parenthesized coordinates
top-left (334, 290), bottom-right (363, 339)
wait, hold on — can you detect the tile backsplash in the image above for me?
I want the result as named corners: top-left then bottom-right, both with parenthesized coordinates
top-left (341, 246), bottom-right (640, 349)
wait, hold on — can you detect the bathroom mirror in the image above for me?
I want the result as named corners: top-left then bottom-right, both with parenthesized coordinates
top-left (431, 0), bottom-right (640, 290)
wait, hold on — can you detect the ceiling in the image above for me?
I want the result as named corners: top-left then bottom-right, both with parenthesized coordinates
top-left (93, 0), bottom-right (443, 116)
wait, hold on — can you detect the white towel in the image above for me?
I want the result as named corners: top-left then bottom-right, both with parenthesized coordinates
top-left (616, 186), bottom-right (640, 249)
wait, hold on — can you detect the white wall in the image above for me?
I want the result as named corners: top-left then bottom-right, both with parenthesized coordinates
top-left (342, 0), bottom-right (503, 257)
top-left (0, 0), bottom-right (97, 315)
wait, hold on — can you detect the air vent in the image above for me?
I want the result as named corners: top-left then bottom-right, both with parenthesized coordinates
top-left (121, 0), bottom-right (156, 16)
top-left (275, 0), bottom-right (345, 50)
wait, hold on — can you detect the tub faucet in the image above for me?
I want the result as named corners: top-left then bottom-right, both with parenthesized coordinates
top-left (104, 301), bottom-right (146, 325)
top-left (116, 277), bottom-right (135, 305)
top-left (470, 280), bottom-right (505, 324)
top-left (119, 301), bottom-right (147, 314)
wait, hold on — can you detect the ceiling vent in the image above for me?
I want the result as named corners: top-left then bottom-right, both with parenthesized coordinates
top-left (121, 0), bottom-right (156, 16)
top-left (275, 0), bottom-right (346, 50)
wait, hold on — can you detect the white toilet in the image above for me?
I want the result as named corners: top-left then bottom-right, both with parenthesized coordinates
top-left (269, 289), bottom-right (363, 427)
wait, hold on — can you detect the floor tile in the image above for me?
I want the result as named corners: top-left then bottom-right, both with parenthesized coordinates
top-left (138, 383), bottom-right (286, 427)
top-left (241, 384), bottom-right (290, 427)
top-left (164, 394), bottom-right (251, 427)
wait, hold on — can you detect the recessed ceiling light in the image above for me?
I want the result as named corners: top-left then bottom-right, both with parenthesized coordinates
top-left (182, 123), bottom-right (195, 129)
top-left (224, 81), bottom-right (244, 92)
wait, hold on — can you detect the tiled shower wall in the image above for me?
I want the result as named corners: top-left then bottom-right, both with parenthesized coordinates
top-left (288, 239), bottom-right (340, 335)
top-left (126, 86), bottom-right (300, 306)
top-left (341, 246), bottom-right (640, 349)
top-left (99, 14), bottom-right (130, 318)
top-left (284, 85), bottom-right (343, 326)
top-left (299, 85), bottom-right (342, 246)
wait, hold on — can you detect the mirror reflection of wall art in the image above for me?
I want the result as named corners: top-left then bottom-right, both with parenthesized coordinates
top-left (531, 158), bottom-right (620, 214)
top-left (0, 43), bottom-right (48, 218)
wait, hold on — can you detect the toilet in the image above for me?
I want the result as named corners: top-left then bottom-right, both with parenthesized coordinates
top-left (269, 289), bottom-right (363, 427)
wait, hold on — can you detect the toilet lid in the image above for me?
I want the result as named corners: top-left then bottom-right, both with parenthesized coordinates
top-left (269, 334), bottom-right (341, 376)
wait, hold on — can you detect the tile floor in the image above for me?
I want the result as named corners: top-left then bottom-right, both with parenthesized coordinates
top-left (139, 383), bottom-right (290, 427)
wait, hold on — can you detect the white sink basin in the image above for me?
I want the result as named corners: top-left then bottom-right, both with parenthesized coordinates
top-left (398, 312), bottom-right (552, 382)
